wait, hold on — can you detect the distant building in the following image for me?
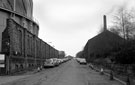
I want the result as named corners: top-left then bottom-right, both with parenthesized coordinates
top-left (59, 51), bottom-right (65, 58)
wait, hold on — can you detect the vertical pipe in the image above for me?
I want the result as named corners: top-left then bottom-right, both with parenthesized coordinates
top-left (13, 0), bottom-right (16, 11)
top-left (103, 15), bottom-right (107, 31)
top-left (13, 0), bottom-right (16, 19)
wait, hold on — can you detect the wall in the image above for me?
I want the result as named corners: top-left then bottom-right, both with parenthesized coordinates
top-left (0, 0), bottom-right (33, 19)
top-left (0, 9), bottom-right (39, 52)
top-left (1, 19), bottom-right (59, 74)
top-left (0, 11), bottom-right (9, 52)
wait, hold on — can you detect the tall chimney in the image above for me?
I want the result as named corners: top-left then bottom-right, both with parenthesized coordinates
top-left (103, 15), bottom-right (107, 31)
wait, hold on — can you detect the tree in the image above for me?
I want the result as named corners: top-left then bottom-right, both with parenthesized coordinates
top-left (76, 51), bottom-right (83, 58)
top-left (110, 7), bottom-right (135, 40)
top-left (113, 40), bottom-right (135, 64)
top-left (109, 26), bottom-right (121, 36)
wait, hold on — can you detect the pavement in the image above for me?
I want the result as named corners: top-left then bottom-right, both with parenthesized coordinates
top-left (0, 59), bottom-right (123, 85)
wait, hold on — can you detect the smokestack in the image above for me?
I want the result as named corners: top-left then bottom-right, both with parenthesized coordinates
top-left (103, 15), bottom-right (107, 31)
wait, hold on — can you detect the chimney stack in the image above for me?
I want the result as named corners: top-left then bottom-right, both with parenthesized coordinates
top-left (103, 15), bottom-right (107, 31)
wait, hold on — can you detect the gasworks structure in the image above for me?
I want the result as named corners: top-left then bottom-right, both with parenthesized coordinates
top-left (0, 0), bottom-right (60, 74)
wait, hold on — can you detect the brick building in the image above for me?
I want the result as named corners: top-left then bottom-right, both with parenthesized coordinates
top-left (83, 15), bottom-right (124, 62)
top-left (0, 0), bottom-right (59, 74)
top-left (0, 0), bottom-right (39, 52)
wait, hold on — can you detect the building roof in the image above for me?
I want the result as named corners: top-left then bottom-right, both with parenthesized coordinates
top-left (0, 0), bottom-right (33, 19)
top-left (85, 30), bottom-right (125, 56)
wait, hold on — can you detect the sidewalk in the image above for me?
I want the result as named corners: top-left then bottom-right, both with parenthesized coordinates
top-left (0, 75), bottom-right (30, 85)
top-left (0, 69), bottom-right (39, 85)
top-left (89, 64), bottom-right (135, 85)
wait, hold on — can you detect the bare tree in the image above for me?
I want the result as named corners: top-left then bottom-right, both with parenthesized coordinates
top-left (110, 7), bottom-right (135, 40)
top-left (109, 26), bottom-right (121, 36)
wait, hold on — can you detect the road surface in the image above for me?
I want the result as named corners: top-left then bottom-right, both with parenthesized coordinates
top-left (1, 59), bottom-right (123, 85)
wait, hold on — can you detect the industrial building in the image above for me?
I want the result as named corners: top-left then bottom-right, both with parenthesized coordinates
top-left (0, 0), bottom-right (39, 51)
top-left (83, 15), bottom-right (124, 62)
top-left (0, 0), bottom-right (60, 74)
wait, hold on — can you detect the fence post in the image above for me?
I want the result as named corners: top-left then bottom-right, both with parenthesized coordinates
top-left (110, 70), bottom-right (114, 80)
top-left (100, 68), bottom-right (104, 75)
top-left (126, 64), bottom-right (131, 85)
top-left (126, 75), bottom-right (130, 85)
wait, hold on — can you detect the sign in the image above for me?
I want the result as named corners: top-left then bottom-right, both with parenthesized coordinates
top-left (0, 54), bottom-right (5, 60)
top-left (0, 54), bottom-right (5, 68)
top-left (0, 64), bottom-right (4, 67)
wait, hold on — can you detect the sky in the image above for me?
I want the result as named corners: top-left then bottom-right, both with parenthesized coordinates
top-left (33, 0), bottom-right (135, 56)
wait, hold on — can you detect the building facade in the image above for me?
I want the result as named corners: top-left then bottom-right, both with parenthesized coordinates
top-left (1, 19), bottom-right (59, 74)
top-left (0, 0), bottom-right (59, 74)
top-left (82, 15), bottom-right (124, 62)
top-left (0, 0), bottom-right (39, 53)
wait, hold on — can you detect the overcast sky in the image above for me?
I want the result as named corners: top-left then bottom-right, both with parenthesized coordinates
top-left (33, 0), bottom-right (134, 56)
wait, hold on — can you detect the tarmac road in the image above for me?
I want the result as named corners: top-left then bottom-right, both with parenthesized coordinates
top-left (1, 59), bottom-right (123, 85)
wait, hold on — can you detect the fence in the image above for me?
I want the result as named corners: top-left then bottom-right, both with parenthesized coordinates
top-left (92, 62), bottom-right (135, 83)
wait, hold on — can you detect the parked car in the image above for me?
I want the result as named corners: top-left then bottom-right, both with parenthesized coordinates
top-left (76, 58), bottom-right (87, 65)
top-left (44, 59), bottom-right (55, 68)
top-left (57, 59), bottom-right (63, 64)
top-left (51, 58), bottom-right (60, 66)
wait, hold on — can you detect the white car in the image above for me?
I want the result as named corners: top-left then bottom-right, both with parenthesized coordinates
top-left (76, 58), bottom-right (87, 64)
top-left (44, 59), bottom-right (55, 67)
top-left (51, 58), bottom-right (60, 66)
top-left (57, 59), bottom-right (63, 64)
top-left (79, 59), bottom-right (87, 64)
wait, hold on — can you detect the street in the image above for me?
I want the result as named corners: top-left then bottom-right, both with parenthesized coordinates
top-left (1, 59), bottom-right (123, 85)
